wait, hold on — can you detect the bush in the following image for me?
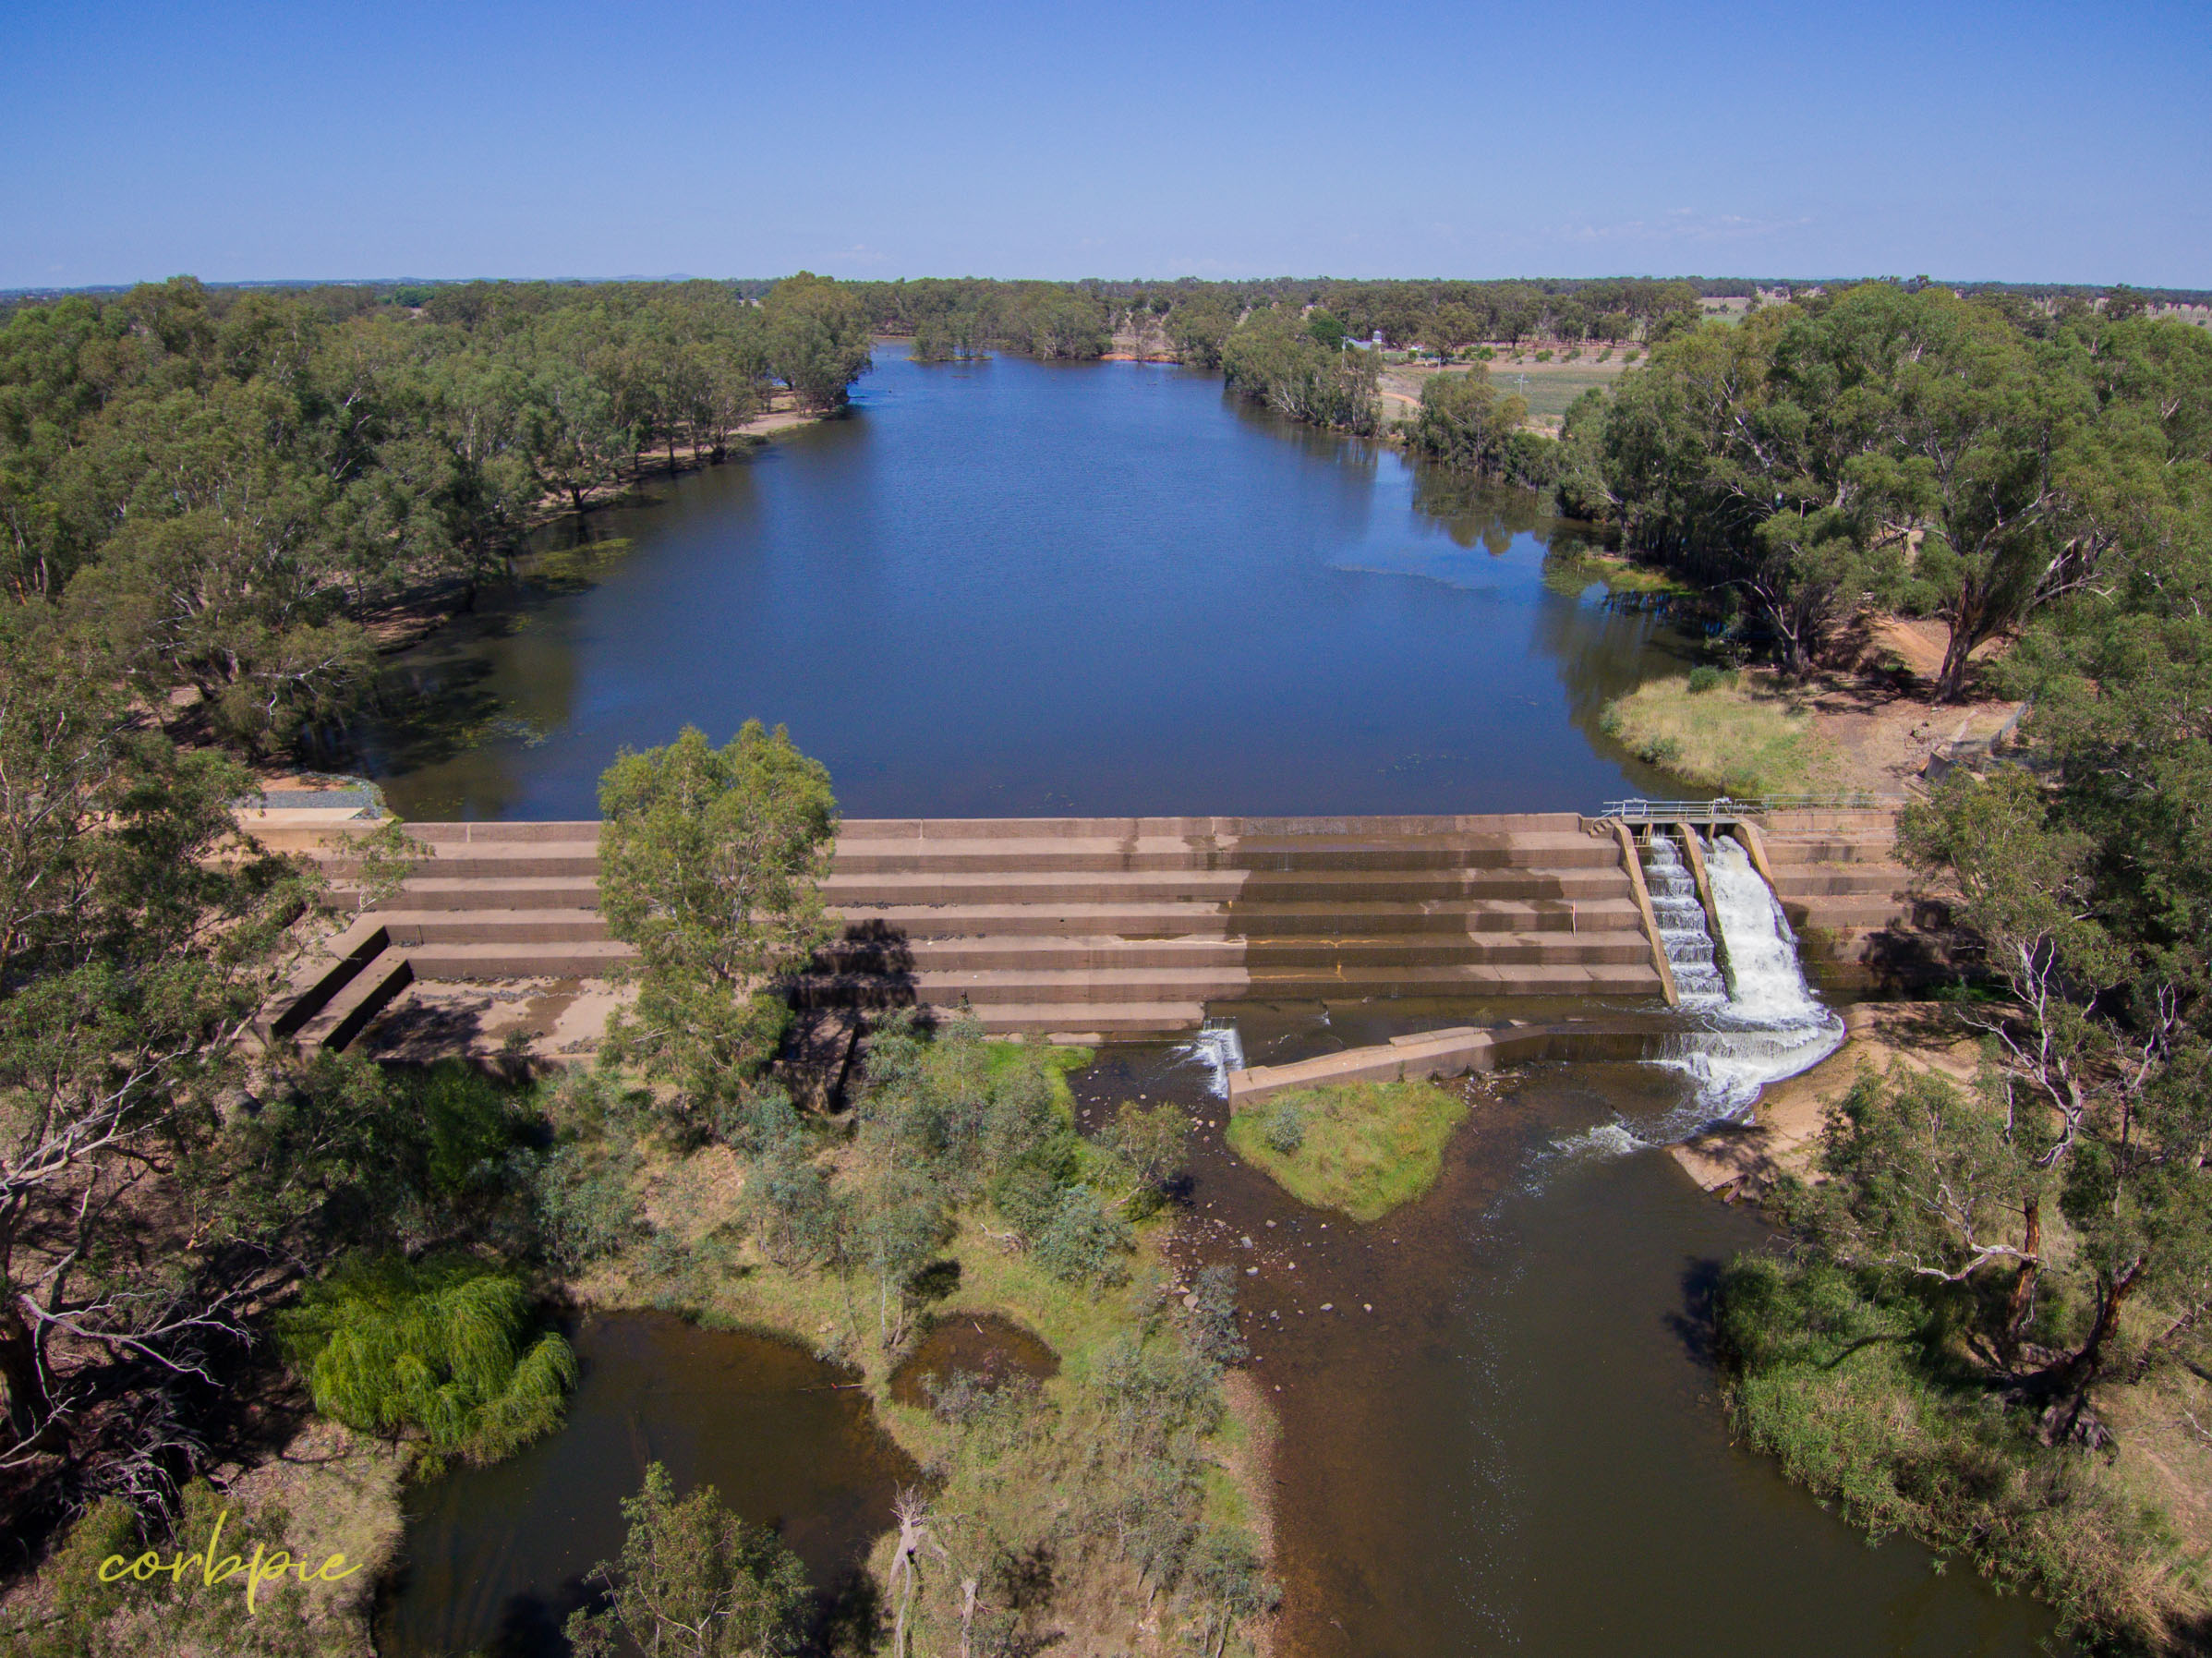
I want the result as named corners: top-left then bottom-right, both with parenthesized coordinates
top-left (533, 1141), bottom-right (644, 1269)
top-left (1032, 1184), bottom-right (1134, 1286)
top-left (1263, 1107), bottom-right (1306, 1156)
top-left (279, 1255), bottom-right (575, 1465)
top-left (1686, 664), bottom-right (1733, 695)
top-left (743, 1145), bottom-right (845, 1267)
top-left (1188, 1263), bottom-right (1249, 1366)
top-left (409, 1059), bottom-right (529, 1198)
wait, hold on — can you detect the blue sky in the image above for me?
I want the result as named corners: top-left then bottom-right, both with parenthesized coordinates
top-left (5, 0), bottom-right (2206, 288)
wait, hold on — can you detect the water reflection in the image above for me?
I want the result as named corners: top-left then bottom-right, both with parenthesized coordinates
top-left (358, 353), bottom-right (1690, 820)
top-left (378, 1313), bottom-right (913, 1658)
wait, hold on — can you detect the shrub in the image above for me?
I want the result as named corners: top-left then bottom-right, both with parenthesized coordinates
top-left (410, 1059), bottom-right (529, 1198)
top-left (533, 1141), bottom-right (644, 1269)
top-left (1263, 1107), bottom-right (1306, 1156)
top-left (1188, 1263), bottom-right (1249, 1366)
top-left (743, 1145), bottom-right (845, 1267)
top-left (1033, 1184), bottom-right (1134, 1286)
top-left (1686, 665), bottom-right (1733, 695)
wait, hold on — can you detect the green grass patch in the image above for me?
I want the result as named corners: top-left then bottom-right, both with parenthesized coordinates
top-left (1225, 1082), bottom-right (1469, 1222)
top-left (987, 1038), bottom-right (1092, 1110)
top-left (1601, 672), bottom-right (1839, 796)
top-left (1542, 551), bottom-right (1693, 599)
top-left (1487, 360), bottom-right (1629, 418)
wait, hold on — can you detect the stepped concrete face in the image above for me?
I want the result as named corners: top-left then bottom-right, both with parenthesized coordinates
top-left (285, 814), bottom-right (1668, 1042)
top-left (1741, 812), bottom-right (1936, 987)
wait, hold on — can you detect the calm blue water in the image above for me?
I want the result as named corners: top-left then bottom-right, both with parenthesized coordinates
top-left (364, 350), bottom-right (1688, 820)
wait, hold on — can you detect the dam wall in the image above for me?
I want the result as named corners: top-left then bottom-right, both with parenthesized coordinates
top-left (263, 809), bottom-right (1916, 1051)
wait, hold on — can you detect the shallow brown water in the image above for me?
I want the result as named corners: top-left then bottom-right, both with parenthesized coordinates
top-left (377, 1312), bottom-right (915, 1658)
top-left (888, 1313), bottom-right (1059, 1410)
top-left (1074, 1036), bottom-right (2064, 1658)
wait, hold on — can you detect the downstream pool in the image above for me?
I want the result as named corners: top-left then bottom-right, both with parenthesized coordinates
top-left (361, 347), bottom-right (1689, 819)
top-left (378, 1313), bottom-right (914, 1657)
top-left (1082, 1033), bottom-right (2062, 1658)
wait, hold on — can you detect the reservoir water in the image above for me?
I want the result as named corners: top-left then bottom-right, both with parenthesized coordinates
top-left (362, 348), bottom-right (1688, 819)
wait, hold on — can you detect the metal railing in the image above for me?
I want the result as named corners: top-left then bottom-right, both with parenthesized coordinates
top-left (1601, 793), bottom-right (1906, 824)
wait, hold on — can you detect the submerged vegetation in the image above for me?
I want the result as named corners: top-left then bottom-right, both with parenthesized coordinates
top-left (1226, 1081), bottom-right (1470, 1222)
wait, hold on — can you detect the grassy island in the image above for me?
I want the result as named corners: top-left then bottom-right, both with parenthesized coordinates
top-left (1227, 1081), bottom-right (1470, 1222)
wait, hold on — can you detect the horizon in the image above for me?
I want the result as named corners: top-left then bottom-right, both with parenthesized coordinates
top-left (7, 272), bottom-right (2205, 302)
top-left (6, 0), bottom-right (2206, 291)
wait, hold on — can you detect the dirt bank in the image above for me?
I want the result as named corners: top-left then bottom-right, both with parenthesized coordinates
top-left (1670, 1001), bottom-right (1976, 1197)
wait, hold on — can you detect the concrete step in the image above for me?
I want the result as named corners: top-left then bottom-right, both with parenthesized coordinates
top-left (269, 916), bottom-right (391, 1040)
top-left (1243, 934), bottom-right (1653, 968)
top-left (827, 896), bottom-right (1644, 940)
top-left (406, 939), bottom-right (635, 979)
top-left (378, 909), bottom-right (611, 945)
top-left (816, 931), bottom-right (1652, 974)
top-left (1227, 897), bottom-right (1643, 936)
top-left (1784, 896), bottom-right (1915, 930)
top-left (294, 946), bottom-right (414, 1053)
top-left (919, 1000), bottom-right (1208, 1036)
top-left (403, 821), bottom-right (600, 844)
top-left (873, 966), bottom-right (1254, 1007)
top-left (1762, 837), bottom-right (1897, 865)
top-left (350, 877), bottom-right (602, 912)
top-left (1771, 866), bottom-right (1910, 898)
top-left (820, 867), bottom-right (1628, 907)
top-left (1245, 962), bottom-right (1663, 997)
top-left (339, 845), bottom-right (601, 880)
top-left (826, 833), bottom-right (1621, 876)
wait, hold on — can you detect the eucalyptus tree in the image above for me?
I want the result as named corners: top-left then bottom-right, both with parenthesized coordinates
top-left (0, 610), bottom-right (320, 1475)
top-left (761, 272), bottom-right (872, 413)
top-left (596, 722), bottom-right (840, 1118)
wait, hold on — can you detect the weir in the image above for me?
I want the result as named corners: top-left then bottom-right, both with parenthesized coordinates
top-left (258, 808), bottom-right (1901, 1066)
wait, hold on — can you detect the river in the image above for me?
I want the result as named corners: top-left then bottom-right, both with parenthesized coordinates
top-left (360, 348), bottom-right (1687, 819)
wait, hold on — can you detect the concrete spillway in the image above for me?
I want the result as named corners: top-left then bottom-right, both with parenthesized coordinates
top-left (270, 813), bottom-right (1661, 1047)
top-left (264, 810), bottom-right (1905, 1056)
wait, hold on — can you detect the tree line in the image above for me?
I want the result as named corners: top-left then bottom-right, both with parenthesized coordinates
top-left (0, 272), bottom-right (872, 758)
top-left (1402, 284), bottom-right (2212, 705)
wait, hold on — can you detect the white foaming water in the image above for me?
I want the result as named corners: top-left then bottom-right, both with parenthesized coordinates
top-left (1562, 829), bottom-right (1846, 1158)
top-left (1640, 834), bottom-right (1727, 1004)
top-left (1657, 834), bottom-right (1845, 1127)
top-left (1179, 1020), bottom-right (1247, 1098)
top-left (1549, 1121), bottom-right (1649, 1161)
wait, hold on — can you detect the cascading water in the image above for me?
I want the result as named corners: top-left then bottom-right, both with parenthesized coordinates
top-left (1180, 1018), bottom-right (1247, 1098)
top-left (1653, 831), bottom-right (1846, 1132)
top-left (1638, 833), bottom-right (1727, 1004)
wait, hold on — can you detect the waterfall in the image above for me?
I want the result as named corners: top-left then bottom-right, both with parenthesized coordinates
top-left (1639, 833), bottom-right (1726, 1003)
top-left (1180, 1019), bottom-right (1247, 1098)
top-left (1657, 833), bottom-right (1846, 1127)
